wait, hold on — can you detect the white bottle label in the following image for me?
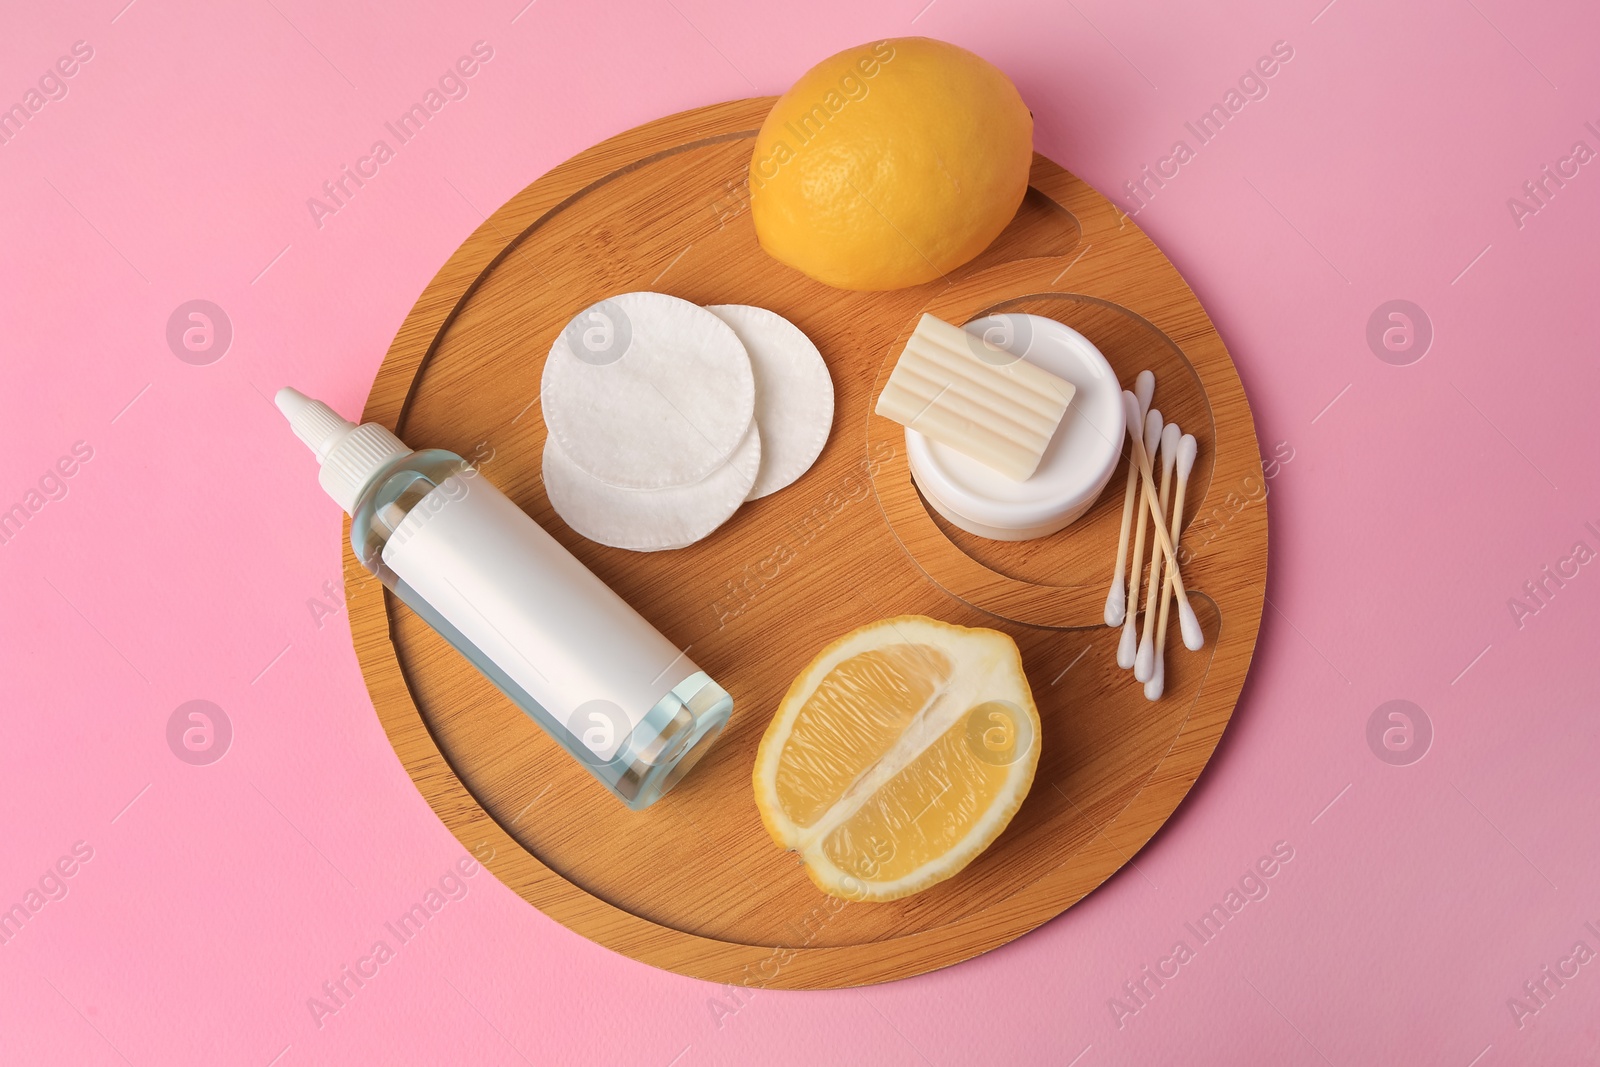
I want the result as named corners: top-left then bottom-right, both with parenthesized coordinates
top-left (380, 471), bottom-right (696, 761)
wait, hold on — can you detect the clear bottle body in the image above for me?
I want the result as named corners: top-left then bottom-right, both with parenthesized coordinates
top-left (350, 449), bottom-right (731, 809)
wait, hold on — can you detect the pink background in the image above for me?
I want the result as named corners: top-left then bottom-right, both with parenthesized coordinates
top-left (3, 0), bottom-right (1598, 1063)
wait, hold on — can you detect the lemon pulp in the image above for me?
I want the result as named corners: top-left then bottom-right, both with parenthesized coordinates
top-left (754, 616), bottom-right (1039, 901)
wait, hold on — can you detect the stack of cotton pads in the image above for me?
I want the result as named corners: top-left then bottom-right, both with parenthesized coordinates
top-left (540, 292), bottom-right (834, 551)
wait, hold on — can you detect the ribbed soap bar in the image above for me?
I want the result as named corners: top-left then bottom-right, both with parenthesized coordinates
top-left (874, 314), bottom-right (1076, 482)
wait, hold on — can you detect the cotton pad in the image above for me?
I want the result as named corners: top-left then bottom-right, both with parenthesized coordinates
top-left (542, 426), bottom-right (762, 552)
top-left (541, 292), bottom-right (755, 490)
top-left (705, 304), bottom-right (833, 501)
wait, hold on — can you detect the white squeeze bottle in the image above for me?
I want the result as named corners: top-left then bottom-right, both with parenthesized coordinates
top-left (276, 388), bottom-right (732, 809)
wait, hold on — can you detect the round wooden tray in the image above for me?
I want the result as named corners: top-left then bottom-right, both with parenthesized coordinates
top-left (346, 97), bottom-right (1267, 989)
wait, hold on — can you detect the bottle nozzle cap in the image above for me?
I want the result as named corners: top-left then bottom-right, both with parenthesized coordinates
top-left (275, 387), bottom-right (356, 462)
top-left (276, 386), bottom-right (411, 514)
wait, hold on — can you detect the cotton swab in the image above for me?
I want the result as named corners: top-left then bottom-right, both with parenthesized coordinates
top-left (1136, 422), bottom-right (1180, 681)
top-left (1136, 372), bottom-right (1156, 427)
top-left (1104, 371), bottom-right (1155, 626)
top-left (1121, 391), bottom-right (1204, 651)
top-left (1118, 405), bottom-right (1163, 669)
top-left (1146, 434), bottom-right (1197, 701)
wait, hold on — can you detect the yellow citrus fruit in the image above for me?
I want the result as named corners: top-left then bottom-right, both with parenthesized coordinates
top-left (749, 38), bottom-right (1034, 291)
top-left (753, 616), bottom-right (1040, 901)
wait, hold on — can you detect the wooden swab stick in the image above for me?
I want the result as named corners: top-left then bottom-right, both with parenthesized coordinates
top-left (1104, 372), bottom-right (1155, 626)
top-left (1118, 406), bottom-right (1163, 669)
top-left (1121, 392), bottom-right (1204, 651)
top-left (1146, 433), bottom-right (1197, 701)
top-left (1136, 422), bottom-right (1180, 682)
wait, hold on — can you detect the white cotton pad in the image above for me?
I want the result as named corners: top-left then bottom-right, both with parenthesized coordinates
top-left (705, 304), bottom-right (834, 501)
top-left (541, 426), bottom-right (761, 552)
top-left (541, 292), bottom-right (755, 490)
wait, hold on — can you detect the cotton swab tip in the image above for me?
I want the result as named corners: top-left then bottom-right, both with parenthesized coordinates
top-left (1161, 422), bottom-right (1180, 458)
top-left (1179, 600), bottom-right (1204, 651)
top-left (1177, 434), bottom-right (1198, 480)
top-left (1143, 408), bottom-right (1163, 456)
top-left (1117, 620), bottom-right (1138, 669)
top-left (1104, 582), bottom-right (1126, 627)
top-left (1122, 390), bottom-right (1140, 433)
top-left (1144, 660), bottom-right (1165, 701)
top-left (1134, 370), bottom-right (1155, 419)
top-left (1134, 635), bottom-right (1154, 681)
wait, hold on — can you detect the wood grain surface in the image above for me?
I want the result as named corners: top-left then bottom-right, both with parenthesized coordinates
top-left (345, 96), bottom-right (1267, 988)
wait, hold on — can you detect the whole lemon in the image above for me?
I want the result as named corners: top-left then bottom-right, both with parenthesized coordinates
top-left (749, 38), bottom-right (1033, 291)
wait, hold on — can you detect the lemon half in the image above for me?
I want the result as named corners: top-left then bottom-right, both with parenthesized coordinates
top-left (754, 616), bottom-right (1040, 901)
